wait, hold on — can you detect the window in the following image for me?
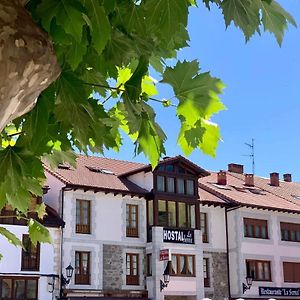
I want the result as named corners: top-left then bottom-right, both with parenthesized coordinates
top-left (76, 200), bottom-right (91, 234)
top-left (147, 254), bottom-right (152, 276)
top-left (177, 178), bottom-right (185, 194)
top-left (246, 260), bottom-right (271, 281)
top-left (244, 218), bottom-right (268, 239)
top-left (157, 175), bottom-right (165, 192)
top-left (126, 204), bottom-right (138, 237)
top-left (283, 262), bottom-right (300, 282)
top-left (75, 251), bottom-right (90, 285)
top-left (186, 180), bottom-right (195, 195)
top-left (281, 222), bottom-right (300, 242)
top-left (0, 277), bottom-right (38, 300)
top-left (21, 235), bottom-right (40, 271)
top-left (158, 200), bottom-right (196, 229)
top-left (126, 253), bottom-right (139, 285)
top-left (167, 177), bottom-right (175, 193)
top-left (171, 254), bottom-right (195, 276)
top-left (203, 258), bottom-right (210, 287)
top-left (200, 213), bottom-right (208, 243)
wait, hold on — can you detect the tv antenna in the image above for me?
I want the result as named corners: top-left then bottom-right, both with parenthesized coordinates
top-left (245, 138), bottom-right (255, 174)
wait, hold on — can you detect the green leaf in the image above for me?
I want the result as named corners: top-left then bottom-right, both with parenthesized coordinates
top-left (34, 203), bottom-right (47, 219)
top-left (0, 227), bottom-right (23, 247)
top-left (259, 0), bottom-right (296, 45)
top-left (28, 219), bottom-right (52, 246)
top-left (65, 36), bottom-right (88, 70)
top-left (37, 0), bottom-right (85, 42)
top-left (221, 0), bottom-right (261, 40)
top-left (84, 0), bottom-right (111, 54)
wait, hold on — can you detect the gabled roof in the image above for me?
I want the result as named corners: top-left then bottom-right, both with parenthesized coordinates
top-left (118, 155), bottom-right (210, 177)
top-left (44, 155), bottom-right (149, 197)
top-left (199, 172), bottom-right (300, 214)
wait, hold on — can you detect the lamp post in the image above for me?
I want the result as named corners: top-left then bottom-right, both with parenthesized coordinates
top-left (242, 274), bottom-right (253, 294)
top-left (60, 264), bottom-right (74, 299)
top-left (160, 261), bottom-right (171, 292)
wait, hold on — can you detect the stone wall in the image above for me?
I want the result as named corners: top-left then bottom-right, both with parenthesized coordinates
top-left (204, 251), bottom-right (229, 300)
top-left (103, 244), bottom-right (123, 290)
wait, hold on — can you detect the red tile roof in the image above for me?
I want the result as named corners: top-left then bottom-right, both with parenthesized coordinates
top-left (199, 172), bottom-right (300, 213)
top-left (44, 155), bottom-right (148, 196)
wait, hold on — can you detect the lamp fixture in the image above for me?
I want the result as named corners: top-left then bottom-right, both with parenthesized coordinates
top-left (60, 264), bottom-right (74, 299)
top-left (160, 261), bottom-right (171, 292)
top-left (242, 273), bottom-right (253, 294)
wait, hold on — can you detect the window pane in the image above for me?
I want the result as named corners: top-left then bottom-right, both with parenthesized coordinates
top-left (165, 165), bottom-right (174, 172)
top-left (296, 231), bottom-right (300, 241)
top-left (248, 225), bottom-right (253, 237)
top-left (171, 255), bottom-right (177, 274)
top-left (261, 226), bottom-right (267, 239)
top-left (157, 176), bottom-right (165, 192)
top-left (186, 180), bottom-right (194, 195)
top-left (27, 280), bottom-right (37, 299)
top-left (148, 200), bottom-right (153, 226)
top-left (168, 201), bottom-right (176, 227)
top-left (178, 202), bottom-right (187, 228)
top-left (291, 230), bottom-right (296, 241)
top-left (255, 225), bottom-right (260, 238)
top-left (264, 262), bottom-right (270, 280)
top-left (203, 259), bottom-right (207, 278)
top-left (187, 256), bottom-right (194, 275)
top-left (178, 166), bottom-right (185, 174)
top-left (158, 200), bottom-right (168, 226)
top-left (180, 256), bottom-right (185, 274)
top-left (187, 204), bottom-right (195, 228)
top-left (167, 177), bottom-right (175, 193)
top-left (2, 278), bottom-right (12, 298)
top-left (76, 200), bottom-right (80, 224)
top-left (14, 280), bottom-right (25, 299)
top-left (126, 205), bottom-right (129, 227)
top-left (257, 262), bottom-right (264, 280)
top-left (177, 178), bottom-right (185, 194)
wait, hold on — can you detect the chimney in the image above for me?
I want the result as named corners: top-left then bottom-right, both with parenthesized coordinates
top-left (270, 172), bottom-right (279, 187)
top-left (228, 163), bottom-right (244, 174)
top-left (283, 173), bottom-right (292, 182)
top-left (217, 170), bottom-right (227, 185)
top-left (245, 174), bottom-right (254, 187)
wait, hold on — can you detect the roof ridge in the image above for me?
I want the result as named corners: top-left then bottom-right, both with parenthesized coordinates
top-left (229, 172), bottom-right (300, 208)
top-left (76, 153), bottom-right (146, 166)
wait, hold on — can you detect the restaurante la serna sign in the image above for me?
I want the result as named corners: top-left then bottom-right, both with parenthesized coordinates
top-left (163, 228), bottom-right (194, 244)
top-left (259, 287), bottom-right (300, 297)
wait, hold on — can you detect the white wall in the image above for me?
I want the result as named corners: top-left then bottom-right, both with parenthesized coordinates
top-left (44, 172), bottom-right (65, 213)
top-left (128, 171), bottom-right (153, 192)
top-left (0, 224), bottom-right (61, 300)
top-left (229, 207), bottom-right (300, 298)
top-left (201, 205), bottom-right (227, 251)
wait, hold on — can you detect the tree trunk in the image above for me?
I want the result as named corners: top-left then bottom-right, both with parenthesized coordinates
top-left (0, 0), bottom-right (60, 133)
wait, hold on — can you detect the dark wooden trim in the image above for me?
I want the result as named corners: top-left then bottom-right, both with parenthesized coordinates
top-left (75, 251), bottom-right (90, 285)
top-left (203, 257), bottom-right (210, 287)
top-left (126, 204), bottom-right (139, 238)
top-left (246, 259), bottom-right (272, 282)
top-left (0, 276), bottom-right (39, 300)
top-left (283, 261), bottom-right (300, 283)
top-left (76, 199), bottom-right (91, 234)
top-left (21, 235), bottom-right (40, 271)
top-left (200, 212), bottom-right (208, 243)
top-left (126, 253), bottom-right (139, 285)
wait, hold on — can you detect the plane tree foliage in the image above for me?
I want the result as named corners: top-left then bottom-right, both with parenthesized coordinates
top-left (0, 0), bottom-right (295, 247)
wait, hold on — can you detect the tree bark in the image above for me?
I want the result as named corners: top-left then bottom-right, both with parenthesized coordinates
top-left (0, 0), bottom-right (60, 133)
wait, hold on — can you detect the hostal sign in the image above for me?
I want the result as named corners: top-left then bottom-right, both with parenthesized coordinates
top-left (163, 228), bottom-right (194, 244)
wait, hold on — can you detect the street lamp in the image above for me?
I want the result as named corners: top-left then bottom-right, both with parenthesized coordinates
top-left (242, 273), bottom-right (253, 294)
top-left (60, 264), bottom-right (74, 299)
top-left (160, 261), bottom-right (171, 292)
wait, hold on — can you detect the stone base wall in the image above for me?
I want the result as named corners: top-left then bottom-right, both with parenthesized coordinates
top-left (103, 244), bottom-right (123, 290)
top-left (204, 251), bottom-right (229, 300)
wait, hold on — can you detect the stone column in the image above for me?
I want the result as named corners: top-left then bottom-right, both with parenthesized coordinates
top-left (195, 229), bottom-right (205, 300)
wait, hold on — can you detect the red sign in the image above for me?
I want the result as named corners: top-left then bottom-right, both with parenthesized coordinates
top-left (160, 249), bottom-right (170, 261)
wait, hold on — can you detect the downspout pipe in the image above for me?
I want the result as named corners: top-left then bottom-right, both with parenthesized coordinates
top-left (225, 205), bottom-right (241, 300)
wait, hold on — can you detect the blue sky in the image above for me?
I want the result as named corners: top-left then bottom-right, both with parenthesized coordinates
top-left (105, 1), bottom-right (300, 181)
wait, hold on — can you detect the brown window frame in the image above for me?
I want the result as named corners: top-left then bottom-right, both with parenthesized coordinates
top-left (171, 254), bottom-right (195, 277)
top-left (126, 204), bottom-right (139, 238)
top-left (200, 212), bottom-right (208, 243)
top-left (75, 251), bottom-right (90, 285)
top-left (76, 199), bottom-right (91, 234)
top-left (246, 259), bottom-right (272, 282)
top-left (126, 253), bottom-right (139, 285)
top-left (146, 254), bottom-right (152, 276)
top-left (0, 276), bottom-right (39, 300)
top-left (280, 222), bottom-right (300, 242)
top-left (283, 262), bottom-right (300, 283)
top-left (203, 257), bottom-right (210, 287)
top-left (157, 200), bottom-right (196, 229)
top-left (21, 235), bottom-right (40, 271)
top-left (244, 218), bottom-right (268, 239)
